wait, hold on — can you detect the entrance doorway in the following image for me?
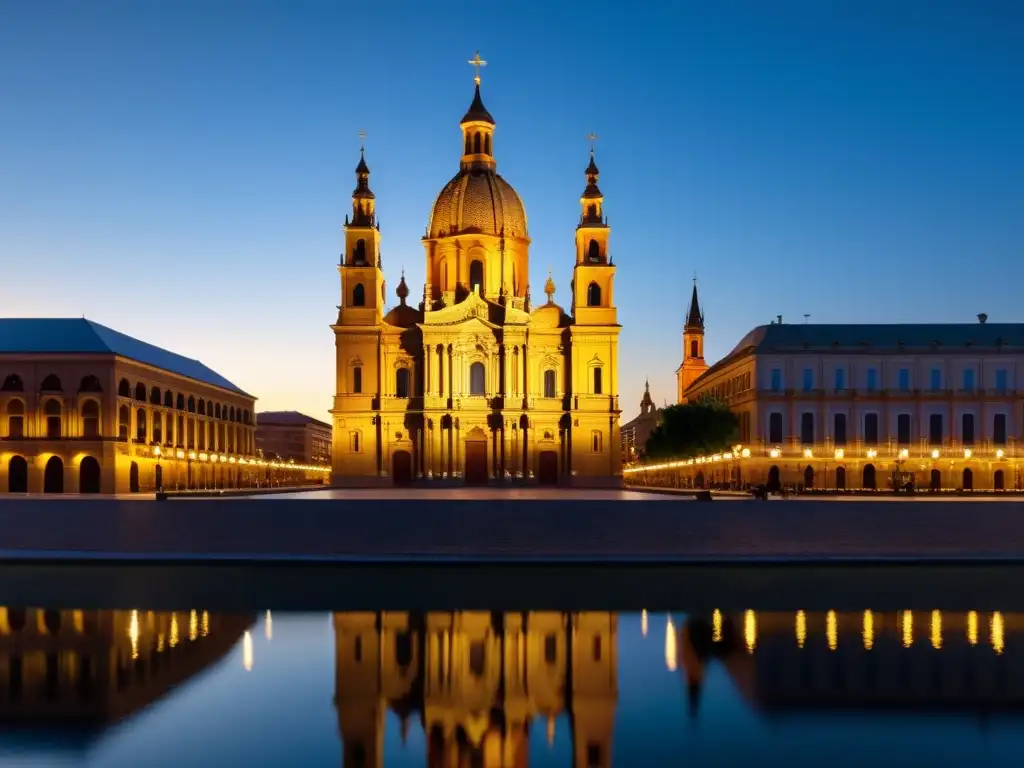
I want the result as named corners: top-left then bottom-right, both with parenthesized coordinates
top-left (962, 468), bottom-right (973, 490)
top-left (538, 451), bottom-right (558, 485)
top-left (930, 469), bottom-right (941, 491)
top-left (155, 464), bottom-right (163, 491)
top-left (79, 456), bottom-right (101, 493)
top-left (129, 461), bottom-right (140, 493)
top-left (803, 465), bottom-right (814, 489)
top-left (43, 456), bottom-right (63, 493)
top-left (7, 456), bottom-right (27, 493)
top-left (464, 432), bottom-right (488, 485)
top-left (392, 450), bottom-right (413, 485)
top-left (862, 464), bottom-right (876, 490)
top-left (767, 465), bottom-right (781, 491)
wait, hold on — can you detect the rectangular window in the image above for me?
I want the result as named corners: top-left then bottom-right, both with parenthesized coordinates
top-left (768, 413), bottom-right (783, 444)
top-left (962, 413), bottom-right (975, 445)
top-left (962, 368), bottom-right (975, 391)
top-left (801, 368), bottom-right (813, 392)
top-left (592, 367), bottom-right (603, 395)
top-left (898, 368), bottom-right (910, 391)
top-left (800, 413), bottom-right (814, 445)
top-left (9, 415), bottom-right (24, 439)
top-left (591, 431), bottom-right (602, 452)
top-left (770, 369), bottom-right (781, 392)
top-left (864, 413), bottom-right (879, 445)
top-left (866, 368), bottom-right (878, 392)
top-left (994, 414), bottom-right (1008, 445)
top-left (897, 414), bottom-right (911, 445)
top-left (929, 414), bottom-right (943, 446)
top-left (930, 369), bottom-right (941, 392)
top-left (996, 369), bottom-right (1008, 393)
top-left (544, 369), bottom-right (556, 398)
top-left (834, 368), bottom-right (845, 391)
top-left (353, 366), bottom-right (362, 394)
top-left (833, 413), bottom-right (847, 445)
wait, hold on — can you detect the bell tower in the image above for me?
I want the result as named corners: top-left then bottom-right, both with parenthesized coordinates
top-left (331, 136), bottom-right (385, 485)
top-left (569, 135), bottom-right (622, 485)
top-left (676, 278), bottom-right (708, 402)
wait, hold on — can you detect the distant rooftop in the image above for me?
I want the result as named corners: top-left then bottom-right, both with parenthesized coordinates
top-left (256, 410), bottom-right (330, 430)
top-left (0, 318), bottom-right (250, 396)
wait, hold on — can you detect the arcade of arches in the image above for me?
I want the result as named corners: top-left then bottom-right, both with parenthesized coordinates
top-left (0, 359), bottom-right (266, 494)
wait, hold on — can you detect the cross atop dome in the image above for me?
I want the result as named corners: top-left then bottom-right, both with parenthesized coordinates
top-left (468, 51), bottom-right (487, 86)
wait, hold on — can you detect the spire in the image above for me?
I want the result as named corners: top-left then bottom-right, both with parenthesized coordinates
top-left (350, 132), bottom-right (375, 227)
top-left (396, 270), bottom-right (409, 305)
top-left (686, 278), bottom-right (704, 331)
top-left (640, 378), bottom-right (655, 414)
top-left (462, 52), bottom-right (494, 125)
top-left (579, 133), bottom-right (604, 227)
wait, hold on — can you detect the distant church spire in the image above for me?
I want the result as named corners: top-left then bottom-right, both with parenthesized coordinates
top-left (351, 130), bottom-right (375, 227)
top-left (686, 277), bottom-right (704, 332)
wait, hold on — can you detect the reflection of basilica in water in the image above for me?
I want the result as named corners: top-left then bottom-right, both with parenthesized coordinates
top-left (0, 607), bottom-right (253, 727)
top-left (677, 610), bottom-right (1024, 716)
top-left (333, 612), bottom-right (618, 767)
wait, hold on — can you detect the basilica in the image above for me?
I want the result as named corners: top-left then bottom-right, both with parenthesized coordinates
top-left (330, 62), bottom-right (622, 486)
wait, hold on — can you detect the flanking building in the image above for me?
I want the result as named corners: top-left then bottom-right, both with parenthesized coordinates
top-left (0, 317), bottom-right (264, 494)
top-left (631, 307), bottom-right (1024, 492)
top-left (255, 410), bottom-right (332, 466)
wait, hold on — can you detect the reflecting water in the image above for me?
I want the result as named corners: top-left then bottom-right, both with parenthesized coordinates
top-left (0, 607), bottom-right (1023, 765)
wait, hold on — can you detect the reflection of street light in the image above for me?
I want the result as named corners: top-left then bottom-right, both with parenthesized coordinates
top-left (769, 448), bottom-right (781, 459)
top-left (931, 449), bottom-right (940, 459)
top-left (198, 453), bottom-right (208, 489)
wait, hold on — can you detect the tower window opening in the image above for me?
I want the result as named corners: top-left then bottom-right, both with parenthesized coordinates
top-left (586, 282), bottom-right (601, 307)
top-left (690, 339), bottom-right (699, 358)
top-left (544, 369), bottom-right (556, 398)
top-left (473, 132), bottom-right (481, 154)
top-left (465, 134), bottom-right (472, 154)
top-left (469, 260), bottom-right (484, 296)
top-left (484, 134), bottom-right (491, 155)
top-left (353, 366), bottom-right (362, 394)
top-left (587, 239), bottom-right (601, 262)
top-left (593, 367), bottom-right (603, 395)
top-left (352, 283), bottom-right (365, 307)
top-left (587, 204), bottom-right (597, 219)
top-left (470, 362), bottom-right (486, 396)
top-left (395, 368), bottom-right (411, 399)
top-left (353, 239), bottom-right (366, 265)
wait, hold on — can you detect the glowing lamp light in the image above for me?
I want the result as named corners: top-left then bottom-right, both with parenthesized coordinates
top-left (769, 448), bottom-right (781, 459)
top-left (834, 448), bottom-right (844, 460)
top-left (188, 451), bottom-right (196, 460)
top-left (997, 449), bottom-right (1005, 459)
top-left (741, 448), bottom-right (751, 458)
top-left (220, 455), bottom-right (227, 463)
top-left (899, 448), bottom-right (909, 459)
top-left (866, 449), bottom-right (877, 459)
top-left (175, 450), bottom-right (185, 460)
top-left (963, 448), bottom-right (972, 459)
top-left (229, 456), bottom-right (236, 464)
top-left (152, 446), bottom-right (161, 457)
top-left (931, 449), bottom-right (940, 459)
top-left (803, 448), bottom-right (813, 458)
top-left (199, 453), bottom-right (208, 462)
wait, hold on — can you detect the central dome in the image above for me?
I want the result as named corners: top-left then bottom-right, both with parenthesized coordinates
top-left (427, 168), bottom-right (528, 240)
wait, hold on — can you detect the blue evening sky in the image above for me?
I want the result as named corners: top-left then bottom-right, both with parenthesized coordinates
top-left (1, 1), bottom-right (1021, 419)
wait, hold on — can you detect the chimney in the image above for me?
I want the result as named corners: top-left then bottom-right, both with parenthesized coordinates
top-left (776, 315), bottom-right (783, 325)
top-left (978, 313), bottom-right (988, 325)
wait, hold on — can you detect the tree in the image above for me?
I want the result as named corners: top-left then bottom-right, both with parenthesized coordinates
top-left (643, 396), bottom-right (739, 460)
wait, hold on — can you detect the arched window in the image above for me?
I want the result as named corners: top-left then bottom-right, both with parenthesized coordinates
top-left (164, 390), bottom-right (173, 408)
top-left (134, 383), bottom-right (146, 401)
top-left (587, 239), bottom-right (600, 262)
top-left (395, 367), bottom-right (411, 399)
top-left (484, 134), bottom-right (491, 155)
top-left (591, 431), bottom-right (602, 452)
top-left (7, 399), bottom-right (25, 439)
top-left (1, 374), bottom-right (23, 392)
top-left (78, 375), bottom-right (102, 393)
top-left (586, 282), bottom-right (601, 307)
top-left (690, 340), bottom-right (699, 358)
top-left (587, 204), bottom-right (597, 219)
top-left (187, 396), bottom-right (196, 413)
top-left (229, 406), bottom-right (235, 421)
top-left (469, 260), bottom-right (484, 295)
top-left (354, 239), bottom-right (366, 264)
top-left (136, 408), bottom-right (147, 442)
top-left (40, 374), bottom-right (62, 392)
top-left (44, 399), bottom-right (62, 439)
top-left (118, 379), bottom-right (131, 398)
top-left (473, 132), bottom-right (481, 154)
top-left (592, 367), bottom-right (603, 395)
top-left (465, 134), bottom-right (471, 154)
top-left (470, 362), bottom-right (486, 396)
top-left (353, 366), bottom-right (363, 394)
top-left (118, 405), bottom-right (130, 440)
top-left (82, 401), bottom-right (100, 439)
top-left (198, 398), bottom-right (206, 414)
top-left (544, 369), bottom-right (556, 398)
top-left (150, 386), bottom-right (161, 405)
top-left (152, 411), bottom-right (162, 444)
top-left (215, 403), bottom-right (222, 419)
top-left (352, 283), bottom-right (366, 307)
top-left (176, 393), bottom-right (185, 410)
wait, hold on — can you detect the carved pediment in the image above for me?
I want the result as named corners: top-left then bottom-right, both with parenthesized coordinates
top-left (420, 291), bottom-right (499, 329)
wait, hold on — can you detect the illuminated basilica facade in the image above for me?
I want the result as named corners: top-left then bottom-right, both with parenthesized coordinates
top-left (331, 61), bottom-right (622, 486)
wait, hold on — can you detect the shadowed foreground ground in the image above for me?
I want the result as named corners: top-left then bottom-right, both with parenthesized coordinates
top-left (0, 496), bottom-right (1023, 563)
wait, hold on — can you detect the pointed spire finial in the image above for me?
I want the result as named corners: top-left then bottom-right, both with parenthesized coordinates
top-left (357, 129), bottom-right (367, 151)
top-left (468, 50), bottom-right (487, 86)
top-left (544, 267), bottom-right (556, 304)
top-left (586, 131), bottom-right (599, 156)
